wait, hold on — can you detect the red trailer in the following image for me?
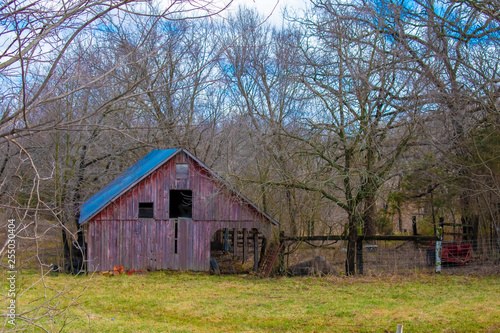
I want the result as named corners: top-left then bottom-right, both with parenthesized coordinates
top-left (427, 242), bottom-right (472, 267)
top-left (441, 243), bottom-right (472, 266)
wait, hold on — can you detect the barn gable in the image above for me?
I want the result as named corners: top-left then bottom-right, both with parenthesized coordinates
top-left (82, 149), bottom-right (278, 272)
top-left (80, 149), bottom-right (277, 226)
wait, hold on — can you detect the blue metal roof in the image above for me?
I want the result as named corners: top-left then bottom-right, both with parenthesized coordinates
top-left (79, 149), bottom-right (179, 224)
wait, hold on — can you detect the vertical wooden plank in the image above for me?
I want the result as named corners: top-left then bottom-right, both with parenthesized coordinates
top-left (101, 219), bottom-right (106, 271)
top-left (161, 220), bottom-right (170, 269)
top-left (189, 219), bottom-right (195, 270)
top-left (191, 162), bottom-right (197, 218)
top-left (128, 220), bottom-right (133, 269)
top-left (140, 219), bottom-right (145, 269)
top-left (160, 220), bottom-right (165, 269)
top-left (145, 219), bottom-right (150, 269)
top-left (253, 229), bottom-right (259, 272)
top-left (118, 219), bottom-right (123, 267)
top-left (104, 219), bottom-right (108, 271)
top-left (173, 220), bottom-right (179, 270)
top-left (132, 186), bottom-right (139, 219)
top-left (133, 220), bottom-right (138, 269)
top-left (136, 220), bottom-right (140, 269)
top-left (192, 222), bottom-right (198, 271)
top-left (99, 220), bottom-right (104, 271)
top-left (108, 220), bottom-right (113, 269)
top-left (158, 220), bottom-right (163, 270)
top-left (202, 222), bottom-right (209, 270)
top-left (243, 228), bottom-right (248, 263)
top-left (101, 220), bottom-right (105, 271)
top-left (118, 197), bottom-right (123, 220)
top-left (166, 220), bottom-right (173, 269)
top-left (142, 219), bottom-right (147, 269)
top-left (205, 223), bottom-right (212, 271)
top-left (94, 220), bottom-right (99, 271)
top-left (161, 220), bottom-right (166, 269)
top-left (87, 223), bottom-right (93, 271)
top-left (115, 220), bottom-right (120, 267)
top-left (183, 220), bottom-right (189, 270)
top-left (196, 222), bottom-right (203, 270)
top-left (121, 220), bottom-right (126, 269)
top-left (149, 173), bottom-right (154, 202)
top-left (153, 220), bottom-right (158, 270)
top-left (126, 192), bottom-right (132, 220)
top-left (148, 219), bottom-right (153, 269)
top-left (165, 163), bottom-right (171, 218)
top-left (179, 220), bottom-right (185, 270)
top-left (107, 215), bottom-right (112, 270)
top-left (233, 228), bottom-right (237, 258)
top-left (210, 177), bottom-right (217, 221)
top-left (150, 219), bottom-right (156, 269)
top-left (157, 167), bottom-right (164, 220)
top-left (201, 167), bottom-right (206, 220)
top-left (96, 217), bottom-right (102, 271)
top-left (93, 221), bottom-right (98, 271)
top-left (123, 220), bottom-right (128, 269)
top-left (110, 220), bottom-right (115, 268)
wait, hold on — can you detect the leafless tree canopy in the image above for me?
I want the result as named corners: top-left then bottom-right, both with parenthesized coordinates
top-left (1, 0), bottom-right (500, 329)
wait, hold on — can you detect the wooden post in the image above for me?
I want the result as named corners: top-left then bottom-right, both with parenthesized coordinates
top-left (435, 223), bottom-right (443, 273)
top-left (216, 229), bottom-right (223, 248)
top-left (242, 228), bottom-right (247, 263)
top-left (233, 228), bottom-right (237, 258)
top-left (253, 229), bottom-right (259, 272)
top-left (279, 231), bottom-right (285, 273)
top-left (224, 228), bottom-right (229, 252)
top-left (396, 324), bottom-right (403, 333)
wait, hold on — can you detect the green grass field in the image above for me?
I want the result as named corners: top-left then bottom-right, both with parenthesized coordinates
top-left (3, 271), bottom-right (500, 332)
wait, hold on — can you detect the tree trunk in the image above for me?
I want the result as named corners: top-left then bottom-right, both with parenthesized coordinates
top-left (346, 214), bottom-right (357, 275)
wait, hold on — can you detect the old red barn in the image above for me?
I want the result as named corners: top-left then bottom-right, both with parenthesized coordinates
top-left (79, 149), bottom-right (278, 272)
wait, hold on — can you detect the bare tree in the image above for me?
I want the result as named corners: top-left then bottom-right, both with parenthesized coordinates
top-left (261, 0), bottom-right (424, 274)
top-left (219, 7), bottom-right (313, 236)
top-left (0, 0), bottom-right (236, 330)
top-left (362, 0), bottom-right (500, 244)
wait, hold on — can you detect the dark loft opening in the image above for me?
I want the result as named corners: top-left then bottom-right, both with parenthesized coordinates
top-left (138, 202), bottom-right (154, 218)
top-left (169, 190), bottom-right (192, 218)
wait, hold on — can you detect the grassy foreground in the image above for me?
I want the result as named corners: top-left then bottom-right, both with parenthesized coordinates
top-left (3, 270), bottom-right (500, 332)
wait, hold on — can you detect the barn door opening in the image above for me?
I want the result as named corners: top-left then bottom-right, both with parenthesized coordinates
top-left (169, 190), bottom-right (192, 218)
top-left (209, 228), bottom-right (265, 274)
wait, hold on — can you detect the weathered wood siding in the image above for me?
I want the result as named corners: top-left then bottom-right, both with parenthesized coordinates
top-left (87, 152), bottom-right (272, 272)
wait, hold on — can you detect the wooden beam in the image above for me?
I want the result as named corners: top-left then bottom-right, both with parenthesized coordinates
top-left (280, 235), bottom-right (439, 242)
top-left (233, 228), bottom-right (237, 258)
top-left (224, 228), bottom-right (229, 252)
top-left (242, 228), bottom-right (247, 263)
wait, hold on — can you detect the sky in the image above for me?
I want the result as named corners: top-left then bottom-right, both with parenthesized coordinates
top-left (223, 0), bottom-right (307, 26)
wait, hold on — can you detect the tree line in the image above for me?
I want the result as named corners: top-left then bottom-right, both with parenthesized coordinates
top-left (1, 0), bottom-right (499, 278)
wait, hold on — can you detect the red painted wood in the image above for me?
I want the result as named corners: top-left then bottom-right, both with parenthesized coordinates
top-left (87, 151), bottom-right (273, 272)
